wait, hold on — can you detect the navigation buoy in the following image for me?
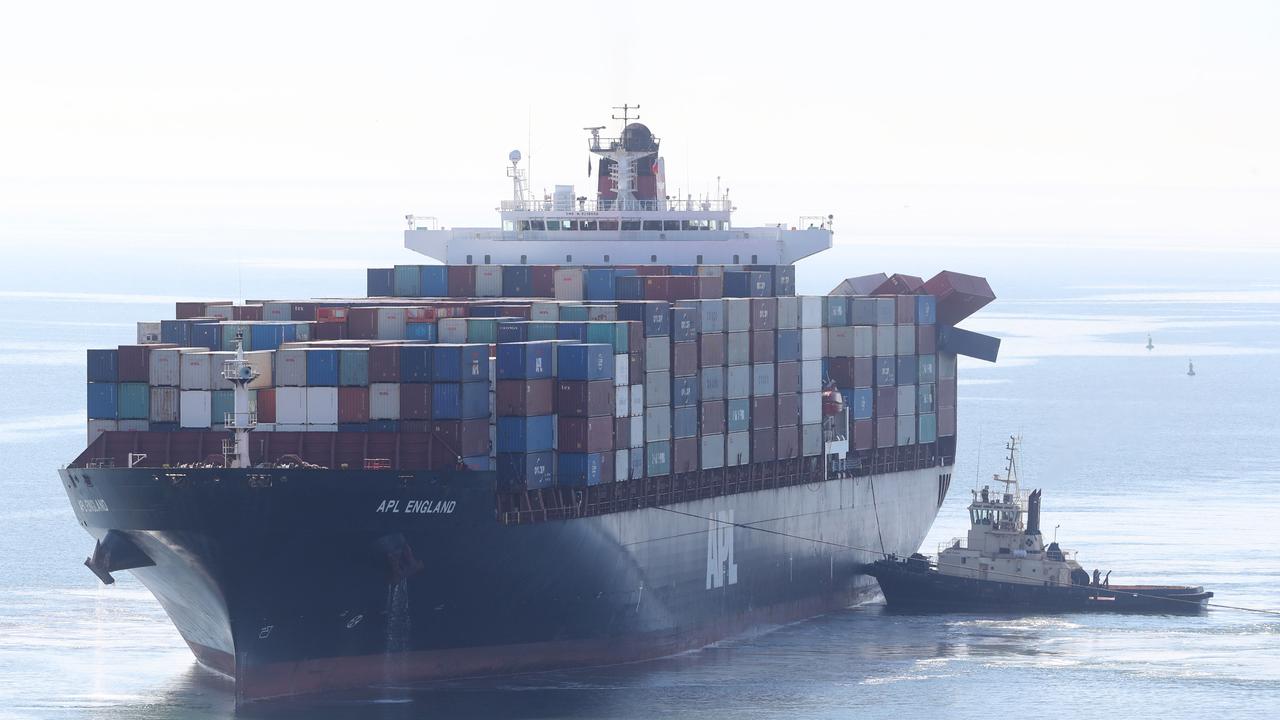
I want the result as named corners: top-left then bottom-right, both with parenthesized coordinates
top-left (1187, 360), bottom-right (1196, 377)
top-left (1146, 333), bottom-right (1154, 351)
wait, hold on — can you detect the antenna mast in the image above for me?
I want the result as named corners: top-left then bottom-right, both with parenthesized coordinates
top-left (221, 333), bottom-right (258, 469)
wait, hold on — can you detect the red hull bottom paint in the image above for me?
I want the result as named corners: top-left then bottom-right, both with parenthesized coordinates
top-left (195, 590), bottom-right (871, 705)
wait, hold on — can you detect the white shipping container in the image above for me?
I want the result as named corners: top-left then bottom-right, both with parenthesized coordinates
top-left (615, 386), bottom-right (629, 418)
top-left (897, 385), bottom-right (917, 416)
top-left (179, 390), bottom-right (212, 428)
top-left (136, 321), bottom-right (162, 344)
top-left (725, 298), bottom-right (750, 332)
top-left (306, 387), bottom-right (339, 425)
top-left (475, 265), bottom-right (503, 297)
top-left (629, 384), bottom-right (644, 416)
top-left (615, 449), bottom-right (630, 481)
top-left (725, 365), bottom-right (751, 399)
top-left (801, 423), bottom-right (823, 456)
top-left (800, 328), bottom-right (823, 361)
top-left (939, 352), bottom-right (957, 380)
top-left (263, 302), bottom-right (292, 321)
top-left (751, 363), bottom-right (775, 396)
top-left (853, 326), bottom-right (874, 358)
top-left (87, 419), bottom-right (117, 444)
top-left (179, 353), bottom-right (213, 391)
top-left (294, 322), bottom-right (313, 342)
top-left (277, 423), bottom-right (307, 432)
top-left (644, 371), bottom-right (671, 406)
top-left (700, 433), bottom-right (725, 470)
top-left (776, 297), bottom-right (799, 330)
top-left (800, 391), bottom-right (822, 424)
top-left (644, 336), bottom-right (670, 371)
top-left (875, 326), bottom-right (896, 356)
top-left (800, 360), bottom-right (823, 392)
top-left (274, 349), bottom-right (307, 386)
top-left (376, 307), bottom-right (407, 340)
top-left (150, 387), bottom-right (179, 422)
top-left (827, 326), bottom-right (856, 356)
top-left (614, 355), bottom-right (629, 387)
top-left (553, 268), bottom-right (585, 300)
top-left (799, 296), bottom-right (823, 329)
top-left (438, 318), bottom-right (468, 343)
top-left (630, 415), bottom-right (644, 448)
top-left (369, 383), bottom-right (401, 420)
top-left (150, 347), bottom-right (201, 387)
top-left (275, 387), bottom-right (308, 425)
top-left (896, 324), bottom-right (916, 356)
top-left (726, 431), bottom-right (751, 466)
top-left (530, 302), bottom-right (559, 321)
top-left (645, 407), bottom-right (672, 441)
top-left (725, 331), bottom-right (750, 366)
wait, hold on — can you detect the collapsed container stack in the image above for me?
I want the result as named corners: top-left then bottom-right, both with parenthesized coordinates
top-left (84, 262), bottom-right (961, 482)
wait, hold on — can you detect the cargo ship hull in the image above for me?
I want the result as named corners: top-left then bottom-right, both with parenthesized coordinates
top-left (59, 464), bottom-right (950, 704)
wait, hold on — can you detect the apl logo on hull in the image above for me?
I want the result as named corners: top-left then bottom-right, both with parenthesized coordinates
top-left (706, 510), bottom-right (739, 590)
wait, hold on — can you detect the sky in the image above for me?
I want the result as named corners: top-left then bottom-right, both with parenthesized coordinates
top-left (1, 1), bottom-right (1277, 295)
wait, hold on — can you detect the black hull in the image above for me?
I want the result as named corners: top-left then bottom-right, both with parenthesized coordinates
top-left (867, 559), bottom-right (1212, 614)
top-left (58, 465), bottom-right (951, 704)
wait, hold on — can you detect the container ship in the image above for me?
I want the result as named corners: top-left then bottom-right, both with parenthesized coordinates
top-left (59, 112), bottom-right (1000, 705)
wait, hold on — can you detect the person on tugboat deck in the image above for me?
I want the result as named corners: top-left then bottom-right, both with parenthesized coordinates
top-left (1093, 569), bottom-right (1102, 587)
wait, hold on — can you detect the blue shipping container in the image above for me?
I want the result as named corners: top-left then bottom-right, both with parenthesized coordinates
top-left (617, 301), bottom-right (669, 336)
top-left (431, 381), bottom-right (488, 419)
top-left (497, 322), bottom-right (529, 344)
top-left (723, 270), bottom-right (772, 298)
top-left (367, 268), bottom-right (394, 296)
top-left (405, 322), bottom-right (437, 341)
top-left (558, 452), bottom-right (605, 486)
top-left (160, 320), bottom-right (191, 346)
top-left (672, 376), bottom-right (699, 407)
top-left (496, 341), bottom-right (553, 380)
top-left (916, 295), bottom-right (937, 325)
top-left (672, 406), bottom-right (698, 438)
top-left (775, 329), bottom-right (801, 363)
top-left (419, 266), bottom-right (448, 297)
top-left (249, 324), bottom-right (284, 351)
top-left (615, 276), bottom-right (645, 301)
top-left (555, 321), bottom-right (588, 341)
top-left (431, 344), bottom-right (489, 383)
top-left (399, 345), bottom-right (433, 382)
top-left (670, 307), bottom-right (698, 342)
top-left (502, 266), bottom-right (533, 297)
top-left (86, 349), bottom-right (118, 383)
top-left (556, 343), bottom-right (613, 381)
top-left (497, 451), bottom-right (554, 489)
top-left (305, 349), bottom-right (340, 386)
top-left (875, 357), bottom-right (896, 387)
top-left (87, 382), bottom-right (117, 419)
top-left (896, 356), bottom-right (918, 386)
top-left (852, 387), bottom-right (874, 420)
top-left (496, 415), bottom-right (555, 452)
top-left (585, 268), bottom-right (616, 301)
top-left (192, 323), bottom-right (222, 350)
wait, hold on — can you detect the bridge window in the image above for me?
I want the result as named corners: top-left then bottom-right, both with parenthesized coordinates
top-left (599, 220), bottom-right (619, 231)
top-left (465, 254), bottom-right (473, 264)
top-left (517, 220), bottom-right (530, 231)
top-left (546, 219), bottom-right (562, 231)
top-left (581, 220), bottom-right (598, 231)
top-left (503, 220), bottom-right (515, 231)
top-left (621, 220), bottom-right (641, 231)
top-left (643, 220), bottom-right (662, 231)
top-left (530, 220), bottom-right (545, 231)
top-left (520, 255), bottom-right (527, 264)
top-left (664, 220), bottom-right (681, 231)
top-left (709, 220), bottom-right (719, 230)
top-left (484, 255), bottom-right (491, 264)
top-left (650, 254), bottom-right (657, 262)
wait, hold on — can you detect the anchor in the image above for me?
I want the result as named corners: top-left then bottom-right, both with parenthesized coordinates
top-left (84, 530), bottom-right (155, 585)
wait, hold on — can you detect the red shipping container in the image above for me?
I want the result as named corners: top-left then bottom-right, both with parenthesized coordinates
top-left (400, 384), bottom-right (433, 420)
top-left (600, 450), bottom-right (616, 483)
top-left (870, 273), bottom-right (925, 296)
top-left (369, 345), bottom-right (401, 382)
top-left (699, 333), bottom-right (726, 367)
top-left (346, 308), bottom-right (379, 339)
top-left (749, 298), bottom-right (777, 331)
top-left (257, 388), bottom-right (277, 424)
top-left (643, 276), bottom-right (670, 300)
top-left (923, 271), bottom-right (996, 326)
top-left (776, 425), bottom-right (800, 459)
top-left (875, 417), bottom-right (896, 448)
top-left (776, 362), bottom-right (799, 394)
top-left (556, 380), bottom-right (613, 417)
top-left (431, 419), bottom-right (489, 457)
top-left (404, 306), bottom-right (438, 322)
top-left (853, 357), bottom-right (874, 388)
top-left (893, 295), bottom-right (915, 324)
top-left (750, 331), bottom-right (775, 363)
top-left (558, 416), bottom-right (614, 452)
top-left (751, 428), bottom-right (777, 461)
top-left (938, 405), bottom-right (957, 436)
top-left (672, 436), bottom-right (699, 473)
top-left (917, 325), bottom-right (937, 354)
top-left (853, 419), bottom-right (874, 450)
top-left (701, 400), bottom-right (726, 434)
top-left (287, 302), bottom-right (319, 321)
top-left (447, 266), bottom-right (477, 297)
top-left (874, 387), bottom-right (897, 418)
top-left (175, 301), bottom-right (215, 319)
top-left (615, 417), bottom-right (631, 447)
top-left (233, 305), bottom-right (264, 321)
top-left (116, 344), bottom-right (152, 382)
top-left (531, 266), bottom-right (557, 297)
top-left (750, 396), bottom-right (776, 429)
top-left (696, 275), bottom-right (724, 299)
top-left (828, 357), bottom-right (855, 387)
top-left (775, 394), bottom-right (800, 427)
top-left (672, 342), bottom-right (698, 377)
top-left (316, 306), bottom-right (349, 323)
top-left (338, 387), bottom-right (370, 423)
top-left (635, 265), bottom-right (671, 277)
top-left (626, 322), bottom-right (644, 355)
top-left (666, 276), bottom-right (699, 300)
top-left (313, 323), bottom-right (348, 341)
top-left (496, 379), bottom-right (554, 416)
top-left (938, 378), bottom-right (957, 407)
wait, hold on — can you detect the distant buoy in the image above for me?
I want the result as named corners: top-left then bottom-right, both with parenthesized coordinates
top-left (1187, 360), bottom-right (1196, 377)
top-left (1146, 334), bottom-right (1154, 351)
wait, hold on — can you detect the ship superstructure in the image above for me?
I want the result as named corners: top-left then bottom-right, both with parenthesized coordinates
top-left (60, 110), bottom-right (1001, 706)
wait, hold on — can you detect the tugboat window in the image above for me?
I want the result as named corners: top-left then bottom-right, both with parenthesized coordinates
top-left (621, 220), bottom-right (641, 231)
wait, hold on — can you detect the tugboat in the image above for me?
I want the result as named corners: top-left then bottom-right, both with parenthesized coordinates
top-left (866, 437), bottom-right (1213, 613)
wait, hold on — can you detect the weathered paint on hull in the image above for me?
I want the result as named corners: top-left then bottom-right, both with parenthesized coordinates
top-left (59, 465), bottom-right (951, 704)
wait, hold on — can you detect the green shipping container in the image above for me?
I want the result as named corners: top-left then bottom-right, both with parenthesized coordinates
top-left (527, 322), bottom-right (557, 341)
top-left (211, 389), bottom-right (256, 426)
top-left (220, 322), bottom-right (253, 351)
top-left (338, 348), bottom-right (370, 386)
top-left (393, 265), bottom-right (421, 296)
top-left (585, 321), bottom-right (628, 354)
top-left (117, 382), bottom-right (150, 420)
top-left (467, 318), bottom-right (500, 344)
top-left (559, 305), bottom-right (590, 322)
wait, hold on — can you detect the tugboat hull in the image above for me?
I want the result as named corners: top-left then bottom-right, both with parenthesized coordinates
top-left (868, 559), bottom-right (1212, 614)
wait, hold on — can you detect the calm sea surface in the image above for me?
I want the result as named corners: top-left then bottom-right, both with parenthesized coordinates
top-left (1, 261), bottom-right (1277, 720)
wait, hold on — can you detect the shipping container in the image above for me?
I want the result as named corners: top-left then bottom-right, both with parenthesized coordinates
top-left (117, 382), bottom-right (149, 420)
top-left (672, 406), bottom-right (698, 439)
top-left (398, 345), bottom-right (433, 383)
top-left (875, 387), bottom-right (897, 417)
top-left (496, 378), bottom-right (554, 416)
top-left (853, 419), bottom-right (874, 450)
top-left (896, 324), bottom-right (916, 356)
top-left (275, 387), bottom-right (307, 425)
top-left (338, 349), bottom-right (370, 386)
top-left (800, 391), bottom-right (822, 425)
top-left (823, 296), bottom-right (848, 327)
top-left (670, 307), bottom-right (698, 342)
top-left (431, 344), bottom-right (489, 383)
top-left (801, 423), bottom-right (823, 456)
top-left (800, 359), bottom-right (822, 392)
top-left (750, 330), bottom-right (776, 363)
top-left (179, 390), bottom-right (211, 428)
top-left (179, 353), bottom-right (213, 391)
top-left (210, 388), bottom-right (234, 426)
top-left (87, 382), bottom-right (117, 419)
top-left (875, 357), bottom-right (896, 386)
top-left (369, 383), bottom-right (400, 420)
top-left (645, 441), bottom-right (672, 477)
top-left (775, 393), bottom-right (799, 427)
top-left (431, 381), bottom-right (489, 420)
top-left (897, 414), bottom-right (917, 445)
top-left (558, 416), bottom-right (614, 452)
top-left (826, 327), bottom-right (855, 357)
top-left (777, 425), bottom-right (799, 459)
top-left (553, 268), bottom-right (585, 300)
top-left (629, 384), bottom-right (644, 417)
top-left (938, 405), bottom-right (957, 437)
top-left (751, 427), bottom-right (777, 461)
top-left (498, 451), bottom-right (554, 489)
top-left (393, 265), bottom-right (421, 296)
top-left (725, 332), bottom-right (750, 366)
top-left (306, 387), bottom-right (339, 425)
top-left (644, 371), bottom-right (671, 406)
top-left (751, 363), bottom-right (775, 396)
top-left (617, 300), bottom-right (670, 336)
top-left (698, 332), bottom-right (726, 367)
top-left (723, 270), bottom-right (772, 297)
top-left (644, 407), bottom-right (672, 441)
top-left (700, 433), bottom-right (725, 470)
top-left (559, 452), bottom-right (606, 486)
top-left (896, 356), bottom-right (919, 386)
top-left (557, 343), bottom-right (613, 381)
top-left (938, 378), bottom-right (956, 407)
top-left (726, 398), bottom-right (751, 433)
top-left (496, 415), bottom-right (555, 452)
top-left (853, 357), bottom-right (874, 388)
top-left (496, 341), bottom-right (554, 380)
top-left (851, 387), bottom-right (874, 420)
top-left (726, 431), bottom-right (750, 466)
top-left (671, 375), bottom-right (699, 407)
top-left (750, 396), bottom-right (776, 429)
top-left (724, 298), bottom-right (750, 332)
top-left (149, 386), bottom-right (179, 423)
top-left (776, 362), bottom-right (799, 394)
top-left (775, 296), bottom-right (799, 329)
top-left (799, 296), bottom-right (823, 329)
top-left (725, 365), bottom-right (750, 399)
top-left (421, 266), bottom-right (448, 297)
top-left (556, 379), bottom-right (614, 417)
top-left (874, 325), bottom-right (896, 356)
top-left (305, 349), bottom-right (340, 386)
top-left (917, 383), bottom-right (935, 413)
top-left (474, 265), bottom-right (503, 297)
top-left (670, 437), bottom-right (698, 473)
top-left (701, 365), bottom-right (725, 401)
top-left (447, 265), bottom-right (477, 297)
top-left (875, 416), bottom-right (896, 448)
top-left (399, 383), bottom-right (432, 419)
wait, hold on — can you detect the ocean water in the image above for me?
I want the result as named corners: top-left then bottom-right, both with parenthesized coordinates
top-left (1, 263), bottom-right (1278, 720)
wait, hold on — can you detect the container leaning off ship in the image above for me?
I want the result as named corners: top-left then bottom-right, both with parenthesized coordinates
top-left (60, 111), bottom-right (1002, 706)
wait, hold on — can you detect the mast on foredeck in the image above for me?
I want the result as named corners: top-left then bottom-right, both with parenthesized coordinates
top-left (221, 333), bottom-right (258, 469)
